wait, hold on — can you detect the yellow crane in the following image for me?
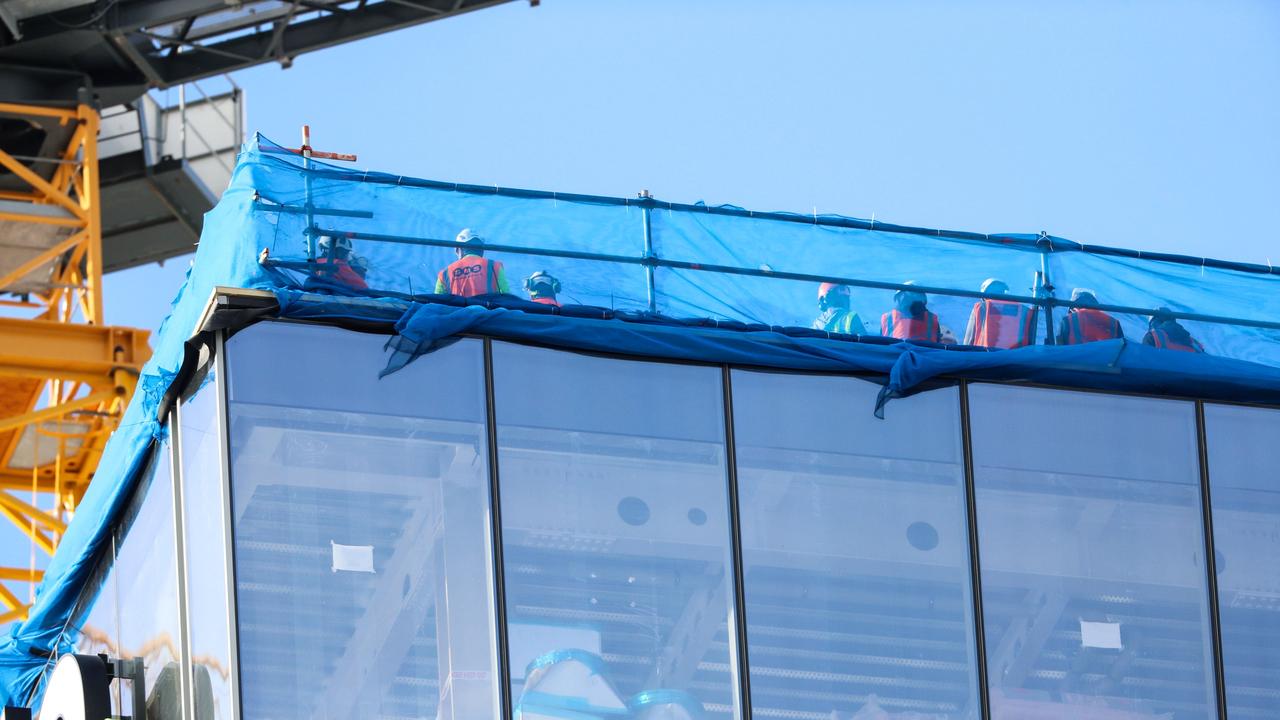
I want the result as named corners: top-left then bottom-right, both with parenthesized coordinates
top-left (0, 0), bottom-right (523, 627)
top-left (0, 100), bottom-right (149, 625)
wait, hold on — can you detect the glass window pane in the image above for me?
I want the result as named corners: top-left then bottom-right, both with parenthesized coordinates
top-left (492, 342), bottom-right (740, 718)
top-left (969, 384), bottom-right (1216, 719)
top-left (732, 372), bottom-right (978, 718)
top-left (115, 442), bottom-right (183, 720)
top-left (179, 377), bottom-right (232, 720)
top-left (1204, 404), bottom-right (1280, 718)
top-left (73, 537), bottom-right (121, 715)
top-left (226, 323), bottom-right (499, 720)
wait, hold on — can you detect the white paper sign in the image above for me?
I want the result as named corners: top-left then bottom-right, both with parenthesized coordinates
top-left (1079, 620), bottom-right (1122, 649)
top-left (331, 541), bottom-right (375, 573)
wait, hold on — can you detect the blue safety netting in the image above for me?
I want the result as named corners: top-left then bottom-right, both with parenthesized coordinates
top-left (5, 132), bottom-right (1280, 707)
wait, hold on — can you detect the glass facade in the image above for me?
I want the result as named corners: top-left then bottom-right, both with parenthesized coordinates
top-left (732, 371), bottom-right (978, 718)
top-left (969, 385), bottom-right (1217, 719)
top-left (60, 319), bottom-right (1280, 719)
top-left (224, 323), bottom-right (500, 720)
top-left (178, 379), bottom-right (233, 720)
top-left (1204, 404), bottom-right (1280, 718)
top-left (73, 535), bottom-right (120, 714)
top-left (114, 442), bottom-right (184, 720)
top-left (491, 342), bottom-right (739, 718)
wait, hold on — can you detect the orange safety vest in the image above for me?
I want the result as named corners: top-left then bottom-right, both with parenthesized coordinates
top-left (881, 309), bottom-right (941, 342)
top-left (1061, 308), bottom-right (1122, 345)
top-left (1144, 328), bottom-right (1204, 353)
top-left (530, 296), bottom-right (561, 307)
top-left (314, 257), bottom-right (367, 289)
top-left (966, 300), bottom-right (1037, 349)
top-left (439, 256), bottom-right (501, 297)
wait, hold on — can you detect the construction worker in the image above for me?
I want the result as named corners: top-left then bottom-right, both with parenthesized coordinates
top-left (313, 234), bottom-right (368, 290)
top-left (881, 281), bottom-right (944, 343)
top-left (434, 228), bottom-right (510, 296)
top-left (963, 278), bottom-right (1038, 349)
top-left (812, 283), bottom-right (867, 335)
top-left (525, 270), bottom-right (562, 307)
top-left (1143, 307), bottom-right (1205, 353)
top-left (1057, 288), bottom-right (1124, 345)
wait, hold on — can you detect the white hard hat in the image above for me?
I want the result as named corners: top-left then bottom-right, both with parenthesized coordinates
top-left (896, 280), bottom-right (927, 306)
top-left (980, 278), bottom-right (1009, 294)
top-left (317, 234), bottom-right (352, 254)
top-left (1071, 287), bottom-right (1099, 304)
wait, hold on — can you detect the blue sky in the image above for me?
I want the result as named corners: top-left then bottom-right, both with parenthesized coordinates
top-left (104, 0), bottom-right (1280, 333)
top-left (6, 0), bottom-right (1279, 617)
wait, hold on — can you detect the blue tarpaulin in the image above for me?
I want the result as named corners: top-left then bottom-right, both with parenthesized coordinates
top-left (5, 133), bottom-right (1280, 706)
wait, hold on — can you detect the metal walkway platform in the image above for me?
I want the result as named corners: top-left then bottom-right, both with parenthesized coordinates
top-left (98, 80), bottom-right (240, 271)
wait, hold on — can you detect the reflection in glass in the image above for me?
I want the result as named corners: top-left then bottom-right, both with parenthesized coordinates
top-left (969, 384), bottom-right (1216, 719)
top-left (491, 342), bottom-right (740, 718)
top-left (73, 537), bottom-right (121, 714)
top-left (1204, 404), bottom-right (1280, 718)
top-left (732, 371), bottom-right (978, 718)
top-left (179, 378), bottom-right (232, 720)
top-left (115, 443), bottom-right (183, 719)
top-left (226, 323), bottom-right (499, 720)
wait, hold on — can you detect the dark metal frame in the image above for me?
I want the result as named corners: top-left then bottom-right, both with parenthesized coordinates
top-left (3, 1), bottom-right (520, 106)
top-left (1195, 401), bottom-right (1229, 720)
top-left (720, 367), bottom-right (753, 719)
top-left (958, 381), bottom-right (991, 719)
top-left (483, 338), bottom-right (516, 719)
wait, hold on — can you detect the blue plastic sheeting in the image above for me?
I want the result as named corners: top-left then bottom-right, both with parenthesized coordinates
top-left (242, 133), bottom-right (1280, 366)
top-left (279, 296), bottom-right (1280, 414)
top-left (241, 133), bottom-right (1280, 365)
top-left (375, 301), bottom-right (902, 379)
top-left (6, 132), bottom-right (1280, 706)
top-left (879, 337), bottom-right (1280, 414)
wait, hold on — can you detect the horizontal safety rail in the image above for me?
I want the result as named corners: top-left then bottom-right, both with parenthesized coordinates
top-left (276, 224), bottom-right (1280, 335)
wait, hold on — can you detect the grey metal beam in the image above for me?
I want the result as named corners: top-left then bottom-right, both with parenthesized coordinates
top-left (153, 0), bottom-right (513, 86)
top-left (383, 0), bottom-right (447, 14)
top-left (111, 0), bottom-right (237, 33)
top-left (0, 63), bottom-right (92, 106)
top-left (986, 590), bottom-right (1069, 689)
top-left (2, 0), bottom-right (519, 104)
top-left (645, 572), bottom-right (729, 691)
top-left (107, 31), bottom-right (166, 87)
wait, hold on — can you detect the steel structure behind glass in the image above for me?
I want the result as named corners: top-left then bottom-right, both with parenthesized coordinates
top-left (490, 341), bottom-right (741, 719)
top-left (73, 319), bottom-right (1279, 719)
top-left (72, 536), bottom-right (121, 713)
top-left (1203, 404), bottom-right (1280, 719)
top-left (114, 441), bottom-right (184, 719)
top-left (177, 379), bottom-right (233, 720)
top-left (224, 324), bottom-right (501, 720)
top-left (968, 384), bottom-right (1217, 720)
top-left (732, 371), bottom-right (979, 718)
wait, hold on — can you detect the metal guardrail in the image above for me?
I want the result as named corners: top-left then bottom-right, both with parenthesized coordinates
top-left (277, 224), bottom-right (1280, 337)
top-left (178, 76), bottom-right (242, 176)
top-left (101, 74), bottom-right (243, 175)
